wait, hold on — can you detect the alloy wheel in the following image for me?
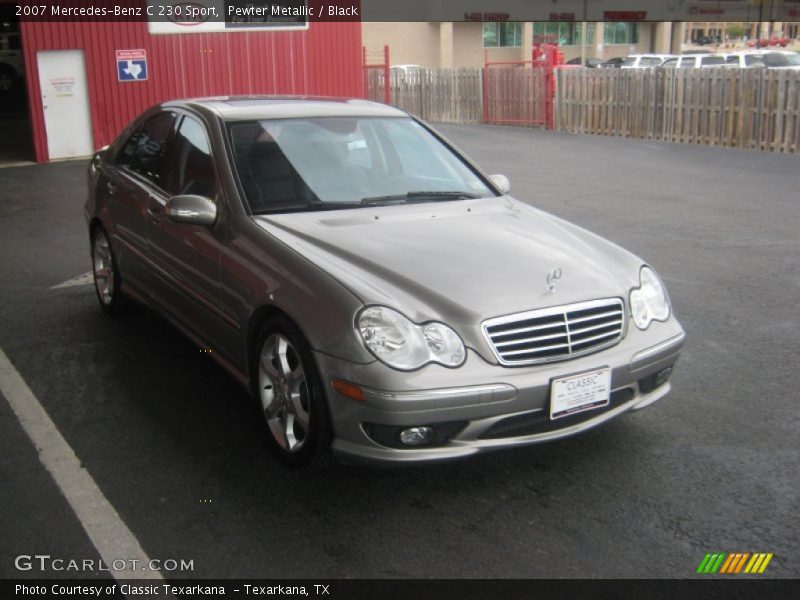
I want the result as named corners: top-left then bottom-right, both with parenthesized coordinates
top-left (92, 230), bottom-right (115, 306)
top-left (258, 333), bottom-right (311, 452)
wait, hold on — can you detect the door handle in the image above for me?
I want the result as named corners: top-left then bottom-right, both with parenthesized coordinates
top-left (106, 181), bottom-right (117, 195)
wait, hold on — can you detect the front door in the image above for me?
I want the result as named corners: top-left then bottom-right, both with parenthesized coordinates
top-left (36, 50), bottom-right (93, 159)
top-left (145, 113), bottom-right (229, 355)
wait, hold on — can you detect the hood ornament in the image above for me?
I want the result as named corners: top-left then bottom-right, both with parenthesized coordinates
top-left (545, 267), bottom-right (562, 294)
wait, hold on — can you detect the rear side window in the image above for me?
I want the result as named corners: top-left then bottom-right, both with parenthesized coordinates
top-left (726, 56), bottom-right (739, 65)
top-left (116, 112), bottom-right (177, 188)
top-left (745, 55), bottom-right (765, 67)
top-left (639, 57), bottom-right (661, 67)
top-left (762, 54), bottom-right (786, 67)
top-left (701, 56), bottom-right (725, 66)
top-left (163, 116), bottom-right (217, 198)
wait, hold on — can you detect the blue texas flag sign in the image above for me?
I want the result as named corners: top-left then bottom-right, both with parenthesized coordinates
top-left (116, 49), bottom-right (148, 82)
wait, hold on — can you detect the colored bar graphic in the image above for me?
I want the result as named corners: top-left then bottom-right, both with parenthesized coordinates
top-left (710, 553), bottom-right (726, 573)
top-left (733, 552), bottom-right (750, 574)
top-left (696, 553), bottom-right (713, 574)
top-left (698, 553), bottom-right (723, 573)
top-left (758, 553), bottom-right (773, 573)
top-left (719, 553), bottom-right (736, 574)
top-left (701, 552), bottom-right (774, 575)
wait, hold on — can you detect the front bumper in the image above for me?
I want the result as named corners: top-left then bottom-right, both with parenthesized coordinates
top-left (316, 319), bottom-right (685, 466)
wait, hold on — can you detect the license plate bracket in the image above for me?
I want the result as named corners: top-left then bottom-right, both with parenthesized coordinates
top-left (550, 367), bottom-right (611, 420)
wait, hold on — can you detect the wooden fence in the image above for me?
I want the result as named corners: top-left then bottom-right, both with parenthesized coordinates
top-left (555, 68), bottom-right (800, 154)
top-left (483, 66), bottom-right (549, 126)
top-left (390, 68), bottom-right (483, 124)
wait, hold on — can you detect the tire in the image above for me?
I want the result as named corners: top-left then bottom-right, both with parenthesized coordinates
top-left (91, 226), bottom-right (127, 315)
top-left (253, 315), bottom-right (333, 467)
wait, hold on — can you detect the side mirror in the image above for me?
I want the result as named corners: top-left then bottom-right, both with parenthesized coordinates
top-left (489, 174), bottom-right (511, 194)
top-left (165, 195), bottom-right (217, 227)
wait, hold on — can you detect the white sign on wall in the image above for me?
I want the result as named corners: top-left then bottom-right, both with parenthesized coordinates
top-left (147, 1), bottom-right (310, 35)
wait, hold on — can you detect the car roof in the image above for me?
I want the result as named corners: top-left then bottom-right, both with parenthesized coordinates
top-left (728, 49), bottom-right (797, 56)
top-left (163, 96), bottom-right (408, 121)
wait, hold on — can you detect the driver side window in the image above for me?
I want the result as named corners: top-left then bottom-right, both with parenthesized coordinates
top-left (163, 115), bottom-right (217, 199)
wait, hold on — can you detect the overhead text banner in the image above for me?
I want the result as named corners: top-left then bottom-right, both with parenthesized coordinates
top-left (12, 0), bottom-right (793, 22)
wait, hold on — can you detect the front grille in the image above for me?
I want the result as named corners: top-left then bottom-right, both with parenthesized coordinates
top-left (482, 298), bottom-right (625, 366)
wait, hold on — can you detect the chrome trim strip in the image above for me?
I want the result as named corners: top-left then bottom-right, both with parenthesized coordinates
top-left (569, 319), bottom-right (623, 335)
top-left (494, 330), bottom-right (568, 346)
top-left (360, 383), bottom-right (517, 411)
top-left (363, 383), bottom-right (516, 402)
top-left (630, 332), bottom-right (686, 365)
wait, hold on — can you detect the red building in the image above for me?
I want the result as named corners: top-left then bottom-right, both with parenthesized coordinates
top-left (5, 6), bottom-right (362, 163)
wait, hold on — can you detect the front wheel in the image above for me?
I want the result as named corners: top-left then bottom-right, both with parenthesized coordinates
top-left (91, 226), bottom-right (126, 315)
top-left (255, 316), bottom-right (332, 467)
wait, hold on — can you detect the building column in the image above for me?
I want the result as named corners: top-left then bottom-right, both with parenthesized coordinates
top-left (671, 22), bottom-right (684, 53)
top-left (439, 22), bottom-right (454, 68)
top-left (594, 21), bottom-right (605, 59)
top-left (652, 22), bottom-right (672, 54)
top-left (522, 22), bottom-right (533, 61)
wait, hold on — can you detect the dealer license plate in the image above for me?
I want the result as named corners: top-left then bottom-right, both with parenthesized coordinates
top-left (550, 367), bottom-right (611, 420)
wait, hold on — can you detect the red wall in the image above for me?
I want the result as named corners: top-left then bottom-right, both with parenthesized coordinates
top-left (20, 20), bottom-right (363, 162)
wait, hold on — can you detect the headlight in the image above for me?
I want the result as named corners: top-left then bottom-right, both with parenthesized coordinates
top-left (357, 306), bottom-right (466, 370)
top-left (629, 266), bottom-right (671, 330)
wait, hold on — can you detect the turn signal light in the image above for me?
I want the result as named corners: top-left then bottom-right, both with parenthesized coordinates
top-left (332, 378), bottom-right (365, 402)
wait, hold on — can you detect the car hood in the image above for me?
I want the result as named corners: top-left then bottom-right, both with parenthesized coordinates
top-left (254, 197), bottom-right (643, 353)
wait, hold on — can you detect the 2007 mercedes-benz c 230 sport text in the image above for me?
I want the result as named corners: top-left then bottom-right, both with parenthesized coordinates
top-left (85, 97), bottom-right (685, 466)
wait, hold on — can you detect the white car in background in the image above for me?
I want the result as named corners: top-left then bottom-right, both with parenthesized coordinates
top-left (723, 50), bottom-right (800, 69)
top-left (390, 64), bottom-right (423, 75)
top-left (660, 55), bottom-right (730, 69)
top-left (620, 54), bottom-right (675, 69)
top-left (759, 51), bottom-right (800, 70)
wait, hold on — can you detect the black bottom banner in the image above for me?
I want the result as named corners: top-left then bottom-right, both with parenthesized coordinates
top-left (3, 579), bottom-right (799, 600)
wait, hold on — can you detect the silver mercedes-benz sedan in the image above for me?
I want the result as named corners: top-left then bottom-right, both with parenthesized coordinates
top-left (85, 97), bottom-right (685, 467)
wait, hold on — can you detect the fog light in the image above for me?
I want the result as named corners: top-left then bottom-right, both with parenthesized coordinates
top-left (399, 426), bottom-right (434, 446)
top-left (655, 367), bottom-right (672, 387)
top-left (639, 365), bottom-right (674, 393)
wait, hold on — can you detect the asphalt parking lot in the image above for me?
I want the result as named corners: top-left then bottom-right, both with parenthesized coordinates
top-left (1, 125), bottom-right (798, 580)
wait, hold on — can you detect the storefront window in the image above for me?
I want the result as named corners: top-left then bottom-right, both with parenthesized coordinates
top-left (483, 22), bottom-right (523, 47)
top-left (603, 22), bottom-right (640, 45)
top-left (532, 22), bottom-right (596, 46)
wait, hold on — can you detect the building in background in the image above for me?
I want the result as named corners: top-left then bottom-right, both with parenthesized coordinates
top-left (0, 2), bottom-right (362, 164)
top-left (363, 21), bottom-right (799, 68)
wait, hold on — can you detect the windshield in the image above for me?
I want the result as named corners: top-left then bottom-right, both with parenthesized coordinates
top-left (228, 117), bottom-right (495, 214)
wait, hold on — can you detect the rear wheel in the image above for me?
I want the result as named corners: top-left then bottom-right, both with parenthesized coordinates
top-left (91, 227), bottom-right (126, 315)
top-left (255, 316), bottom-right (332, 467)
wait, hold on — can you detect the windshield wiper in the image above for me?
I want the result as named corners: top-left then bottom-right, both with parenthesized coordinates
top-left (360, 191), bottom-right (481, 206)
top-left (251, 192), bottom-right (482, 214)
top-left (252, 201), bottom-right (364, 215)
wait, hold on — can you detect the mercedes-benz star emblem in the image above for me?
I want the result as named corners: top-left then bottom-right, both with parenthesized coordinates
top-left (545, 267), bottom-right (562, 294)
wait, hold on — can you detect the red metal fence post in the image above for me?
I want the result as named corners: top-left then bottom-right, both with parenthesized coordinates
top-left (362, 46), bottom-right (367, 99)
top-left (482, 49), bottom-right (489, 124)
top-left (383, 45), bottom-right (391, 105)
